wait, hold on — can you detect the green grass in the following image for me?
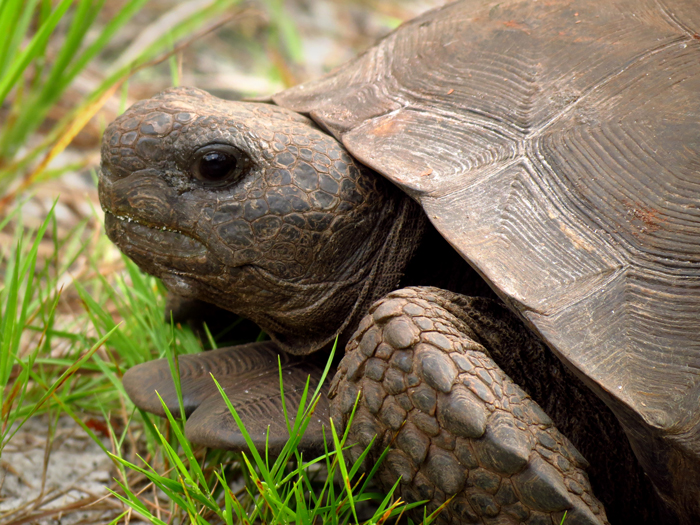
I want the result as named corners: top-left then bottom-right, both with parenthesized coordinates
top-left (0, 202), bottom-right (434, 524)
top-left (0, 202), bottom-right (163, 450)
top-left (107, 348), bottom-right (427, 525)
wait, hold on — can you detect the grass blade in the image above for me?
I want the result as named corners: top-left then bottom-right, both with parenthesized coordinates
top-left (0, 0), bottom-right (73, 107)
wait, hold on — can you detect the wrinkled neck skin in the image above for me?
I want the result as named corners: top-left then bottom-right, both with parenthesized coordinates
top-left (99, 87), bottom-right (425, 355)
top-left (260, 190), bottom-right (424, 354)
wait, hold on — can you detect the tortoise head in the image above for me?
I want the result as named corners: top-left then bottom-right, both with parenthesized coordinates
top-left (99, 87), bottom-right (423, 354)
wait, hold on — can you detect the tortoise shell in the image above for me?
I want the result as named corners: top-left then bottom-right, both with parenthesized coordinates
top-left (273, 0), bottom-right (700, 504)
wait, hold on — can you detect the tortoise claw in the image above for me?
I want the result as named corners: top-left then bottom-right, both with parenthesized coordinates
top-left (123, 342), bottom-right (331, 454)
top-left (123, 341), bottom-right (281, 417)
top-left (185, 363), bottom-right (330, 455)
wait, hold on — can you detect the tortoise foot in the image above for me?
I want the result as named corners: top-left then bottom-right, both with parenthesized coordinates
top-left (122, 341), bottom-right (330, 454)
top-left (329, 287), bottom-right (609, 525)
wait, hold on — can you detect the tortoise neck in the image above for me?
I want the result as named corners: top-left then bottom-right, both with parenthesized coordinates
top-left (336, 192), bottom-right (427, 345)
top-left (265, 189), bottom-right (427, 355)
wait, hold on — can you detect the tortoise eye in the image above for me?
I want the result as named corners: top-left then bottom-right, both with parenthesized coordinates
top-left (191, 144), bottom-right (247, 185)
top-left (200, 151), bottom-right (236, 180)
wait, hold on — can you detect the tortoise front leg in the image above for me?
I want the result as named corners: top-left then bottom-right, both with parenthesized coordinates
top-left (123, 341), bottom-right (330, 455)
top-left (329, 287), bottom-right (608, 525)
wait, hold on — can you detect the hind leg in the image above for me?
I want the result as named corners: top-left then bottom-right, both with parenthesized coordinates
top-left (330, 286), bottom-right (608, 525)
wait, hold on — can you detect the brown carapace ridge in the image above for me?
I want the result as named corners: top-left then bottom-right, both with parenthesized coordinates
top-left (274, 0), bottom-right (700, 521)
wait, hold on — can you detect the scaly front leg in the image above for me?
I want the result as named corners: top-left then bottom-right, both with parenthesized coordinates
top-left (330, 287), bottom-right (608, 525)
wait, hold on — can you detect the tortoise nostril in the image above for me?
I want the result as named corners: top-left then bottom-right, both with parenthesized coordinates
top-left (99, 159), bottom-right (121, 181)
top-left (98, 167), bottom-right (111, 184)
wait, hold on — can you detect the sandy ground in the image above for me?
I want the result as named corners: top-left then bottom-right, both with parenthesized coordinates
top-left (1, 417), bottom-right (124, 524)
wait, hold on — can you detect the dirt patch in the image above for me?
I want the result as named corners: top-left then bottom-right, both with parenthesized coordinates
top-left (0, 416), bottom-right (134, 525)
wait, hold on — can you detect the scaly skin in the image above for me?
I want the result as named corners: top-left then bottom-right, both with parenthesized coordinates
top-left (100, 87), bottom-right (424, 355)
top-left (331, 287), bottom-right (608, 525)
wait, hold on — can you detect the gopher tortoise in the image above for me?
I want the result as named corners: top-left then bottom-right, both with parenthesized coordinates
top-left (99, 0), bottom-right (700, 523)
